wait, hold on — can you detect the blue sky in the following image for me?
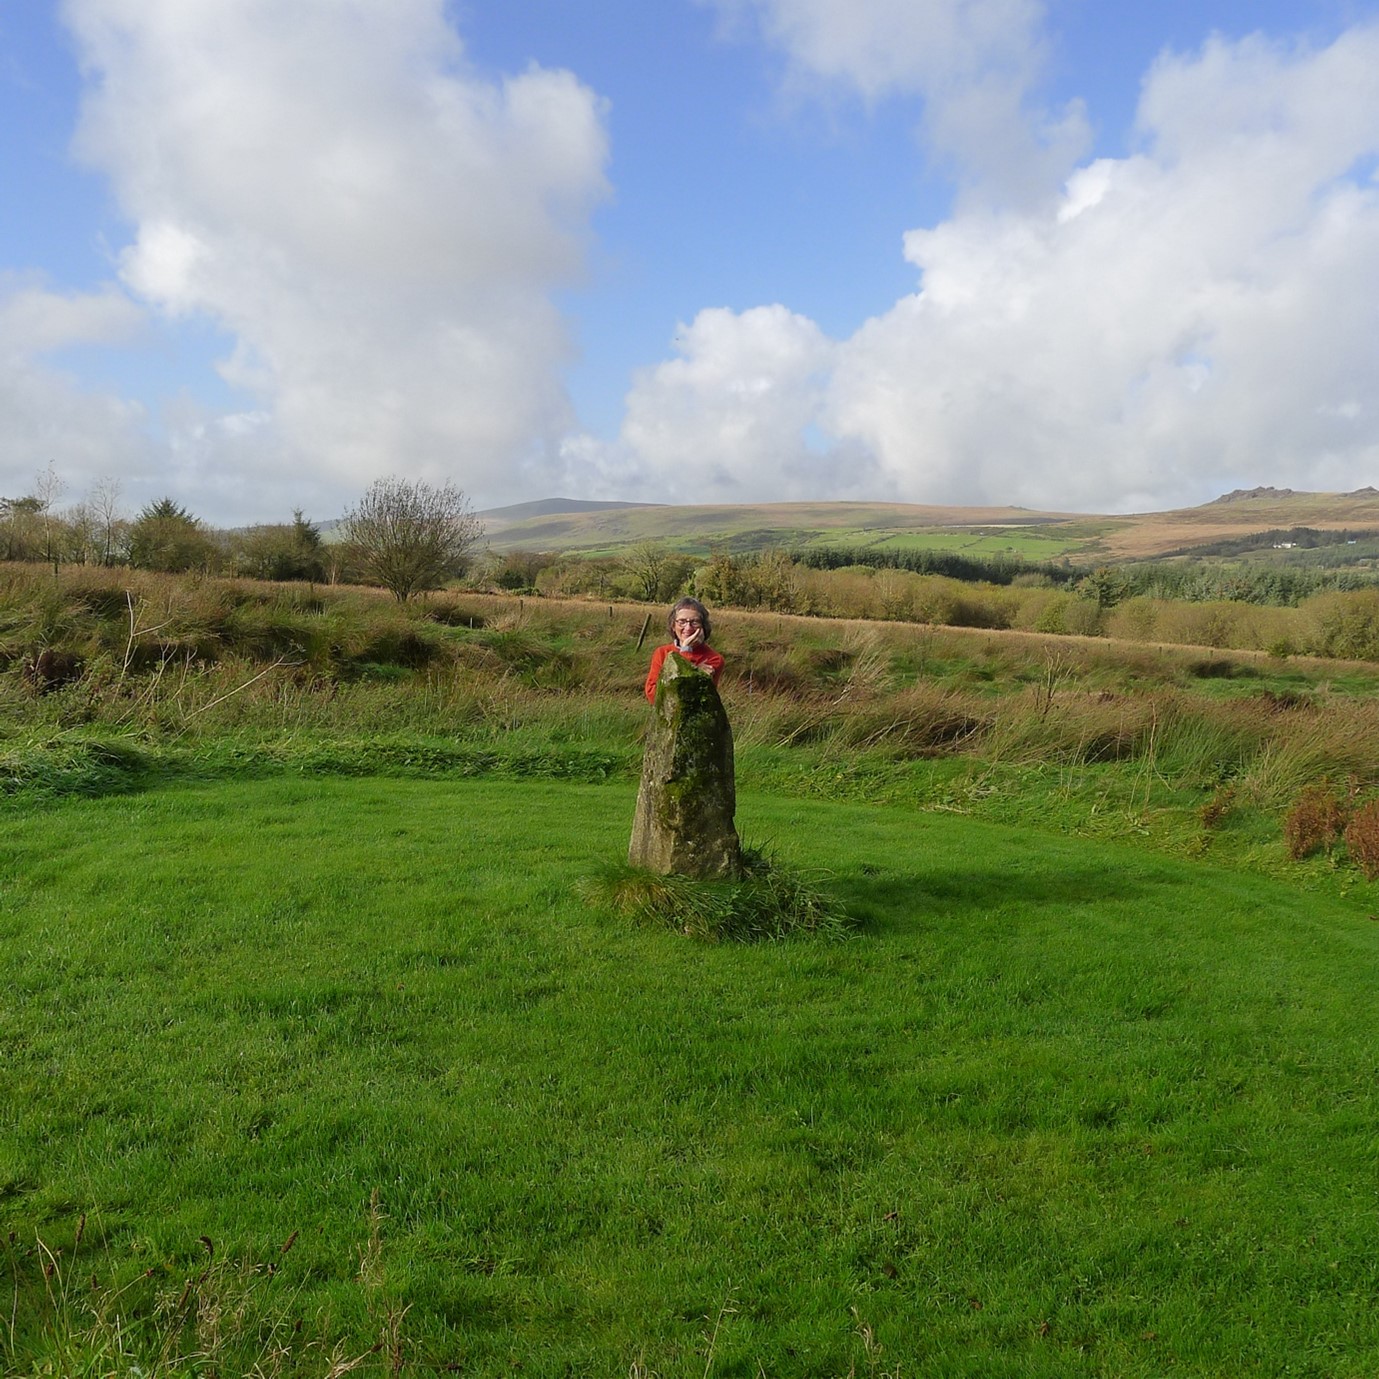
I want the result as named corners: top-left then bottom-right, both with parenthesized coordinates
top-left (2, 0), bottom-right (1377, 524)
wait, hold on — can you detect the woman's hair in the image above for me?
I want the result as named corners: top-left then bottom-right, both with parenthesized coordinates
top-left (667, 596), bottom-right (712, 643)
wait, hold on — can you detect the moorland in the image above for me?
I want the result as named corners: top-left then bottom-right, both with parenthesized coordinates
top-left (4, 515), bottom-right (1379, 1374)
top-left (480, 484), bottom-right (1379, 562)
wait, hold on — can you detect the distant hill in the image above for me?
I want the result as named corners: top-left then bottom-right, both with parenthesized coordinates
top-left (1208, 486), bottom-right (1299, 504)
top-left (1101, 489), bottom-right (1379, 559)
top-left (477, 490), bottom-right (1379, 563)
top-left (479, 497), bottom-right (657, 528)
top-left (481, 499), bottom-right (1080, 557)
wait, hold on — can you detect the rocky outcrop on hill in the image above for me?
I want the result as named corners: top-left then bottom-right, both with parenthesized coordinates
top-left (1209, 486), bottom-right (1299, 503)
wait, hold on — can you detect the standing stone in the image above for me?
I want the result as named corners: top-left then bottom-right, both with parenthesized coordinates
top-left (629, 651), bottom-right (742, 878)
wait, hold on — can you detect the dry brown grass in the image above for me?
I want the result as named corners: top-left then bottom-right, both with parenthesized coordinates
top-left (9, 565), bottom-right (1379, 824)
top-left (1344, 801), bottom-right (1379, 878)
top-left (1283, 786), bottom-right (1348, 860)
top-left (1085, 492), bottom-right (1379, 560)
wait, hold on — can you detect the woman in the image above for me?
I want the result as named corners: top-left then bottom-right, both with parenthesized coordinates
top-left (644, 597), bottom-right (724, 703)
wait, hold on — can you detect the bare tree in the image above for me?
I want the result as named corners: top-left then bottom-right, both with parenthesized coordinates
top-left (34, 464), bottom-right (66, 574)
top-left (88, 476), bottom-right (126, 565)
top-left (65, 501), bottom-right (100, 565)
top-left (339, 477), bottom-right (483, 601)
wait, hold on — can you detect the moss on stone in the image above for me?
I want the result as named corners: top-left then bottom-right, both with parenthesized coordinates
top-left (628, 652), bottom-right (741, 878)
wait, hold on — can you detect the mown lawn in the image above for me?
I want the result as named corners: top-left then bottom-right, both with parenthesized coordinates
top-left (3, 776), bottom-right (1378, 1376)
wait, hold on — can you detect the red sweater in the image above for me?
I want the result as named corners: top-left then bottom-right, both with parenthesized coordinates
top-left (644, 642), bottom-right (725, 703)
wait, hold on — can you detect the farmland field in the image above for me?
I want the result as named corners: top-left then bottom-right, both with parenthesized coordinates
top-left (5, 774), bottom-right (1379, 1376)
top-left (792, 526), bottom-right (1091, 559)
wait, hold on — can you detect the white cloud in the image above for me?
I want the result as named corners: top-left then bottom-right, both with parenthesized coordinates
top-left (596, 305), bottom-right (864, 503)
top-left (711, 0), bottom-right (1044, 99)
top-left (0, 276), bottom-right (145, 359)
top-left (12, 3), bottom-right (1378, 524)
top-left (0, 277), bottom-right (152, 497)
top-left (706, 0), bottom-right (1088, 205)
top-left (59, 0), bottom-right (609, 521)
top-left (610, 22), bottom-right (1379, 513)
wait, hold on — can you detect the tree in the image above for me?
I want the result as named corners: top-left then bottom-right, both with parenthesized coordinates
top-left (88, 476), bottom-right (127, 565)
top-left (1078, 565), bottom-right (1127, 611)
top-left (128, 498), bottom-right (218, 573)
top-left (692, 551), bottom-right (747, 606)
top-left (339, 477), bottom-right (483, 602)
top-left (619, 541), bottom-right (673, 602)
top-left (232, 509), bottom-right (327, 582)
top-left (0, 496), bottom-right (44, 561)
top-left (489, 549), bottom-right (554, 592)
top-left (747, 548), bottom-right (802, 612)
top-left (64, 501), bottom-right (101, 565)
top-left (617, 541), bottom-right (693, 603)
top-left (34, 464), bottom-right (66, 573)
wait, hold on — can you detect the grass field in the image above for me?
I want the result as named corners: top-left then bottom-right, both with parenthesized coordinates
top-left (792, 528), bottom-right (1090, 560)
top-left (5, 775), bottom-right (1379, 1376)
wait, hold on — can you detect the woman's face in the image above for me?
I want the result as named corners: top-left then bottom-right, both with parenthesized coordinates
top-left (673, 610), bottom-right (704, 646)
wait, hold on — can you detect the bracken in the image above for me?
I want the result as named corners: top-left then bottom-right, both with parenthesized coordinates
top-left (1284, 786), bottom-right (1347, 860)
top-left (1343, 800), bottom-right (1379, 878)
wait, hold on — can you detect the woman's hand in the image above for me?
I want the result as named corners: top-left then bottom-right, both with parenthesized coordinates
top-left (673, 613), bottom-right (705, 652)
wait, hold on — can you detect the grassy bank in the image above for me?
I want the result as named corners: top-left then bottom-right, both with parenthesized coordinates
top-left (7, 567), bottom-right (1379, 891)
top-left (5, 778), bottom-right (1379, 1375)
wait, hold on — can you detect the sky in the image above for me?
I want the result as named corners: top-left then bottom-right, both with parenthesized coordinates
top-left (1, 0), bottom-right (1378, 526)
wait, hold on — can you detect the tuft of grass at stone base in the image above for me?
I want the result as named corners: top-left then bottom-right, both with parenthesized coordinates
top-left (578, 844), bottom-right (857, 942)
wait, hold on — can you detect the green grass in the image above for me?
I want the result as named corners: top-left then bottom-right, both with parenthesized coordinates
top-left (481, 503), bottom-right (1125, 558)
top-left (571, 526), bottom-right (1092, 562)
top-left (794, 526), bottom-right (1093, 560)
top-left (5, 776), bottom-right (1379, 1375)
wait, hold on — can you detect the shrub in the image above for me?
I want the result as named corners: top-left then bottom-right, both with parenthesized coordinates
top-left (947, 588), bottom-right (1018, 630)
top-left (874, 570), bottom-right (916, 621)
top-left (127, 498), bottom-right (219, 573)
top-left (1058, 597), bottom-right (1106, 637)
top-left (1343, 801), bottom-right (1379, 878)
top-left (798, 566), bottom-right (879, 620)
top-left (1155, 601), bottom-right (1252, 651)
top-left (1303, 589), bottom-right (1379, 661)
top-left (1104, 596), bottom-right (1160, 641)
top-left (1028, 592), bottom-right (1073, 635)
top-left (1284, 786), bottom-right (1347, 860)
